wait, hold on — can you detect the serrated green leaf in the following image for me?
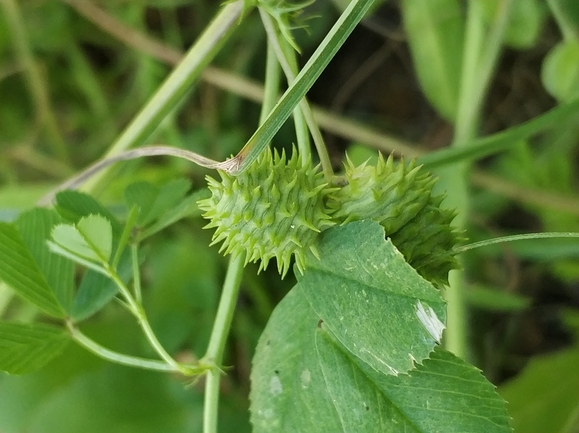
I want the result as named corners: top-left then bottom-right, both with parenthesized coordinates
top-left (55, 190), bottom-right (120, 232)
top-left (0, 322), bottom-right (69, 375)
top-left (50, 215), bottom-right (112, 265)
top-left (14, 208), bottom-right (74, 312)
top-left (0, 223), bottom-right (65, 318)
top-left (400, 0), bottom-right (464, 121)
top-left (499, 347), bottom-right (579, 433)
top-left (300, 220), bottom-right (446, 376)
top-left (125, 179), bottom-right (191, 228)
top-left (77, 215), bottom-right (112, 261)
top-left (251, 287), bottom-right (511, 433)
top-left (542, 40), bottom-right (579, 103)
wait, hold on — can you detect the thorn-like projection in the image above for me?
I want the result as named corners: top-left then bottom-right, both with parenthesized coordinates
top-left (198, 147), bottom-right (334, 277)
top-left (328, 152), bottom-right (463, 286)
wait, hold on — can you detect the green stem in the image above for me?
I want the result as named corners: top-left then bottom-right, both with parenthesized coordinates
top-left (81, 0), bottom-right (246, 192)
top-left (1, 0), bottom-right (69, 163)
top-left (237, 0), bottom-right (377, 172)
top-left (454, 232), bottom-right (579, 254)
top-left (68, 322), bottom-right (180, 372)
top-left (202, 254), bottom-right (245, 433)
top-left (105, 265), bottom-right (187, 374)
top-left (131, 243), bottom-right (142, 304)
top-left (259, 43), bottom-right (282, 126)
top-left (259, 8), bottom-right (333, 176)
top-left (443, 0), bottom-right (514, 358)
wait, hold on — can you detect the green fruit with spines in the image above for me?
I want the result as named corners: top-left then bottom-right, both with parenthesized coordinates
top-left (329, 153), bottom-right (462, 286)
top-left (389, 194), bottom-right (464, 286)
top-left (328, 153), bottom-right (435, 235)
top-left (198, 147), bottom-right (334, 277)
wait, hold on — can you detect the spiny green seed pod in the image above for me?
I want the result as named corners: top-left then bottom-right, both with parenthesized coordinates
top-left (328, 154), bottom-right (435, 235)
top-left (198, 147), bottom-right (334, 277)
top-left (389, 194), bottom-right (464, 286)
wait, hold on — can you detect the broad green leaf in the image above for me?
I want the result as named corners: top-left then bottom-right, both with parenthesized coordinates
top-left (300, 221), bottom-right (446, 376)
top-left (71, 250), bottom-right (133, 321)
top-left (55, 190), bottom-right (120, 232)
top-left (124, 178), bottom-right (191, 227)
top-left (0, 223), bottom-right (65, 318)
top-left (251, 287), bottom-right (511, 433)
top-left (418, 98), bottom-right (579, 168)
top-left (50, 215), bottom-right (113, 265)
top-left (542, 40), bottom-right (579, 103)
top-left (400, 0), bottom-right (464, 121)
top-left (499, 347), bottom-right (579, 433)
top-left (0, 322), bottom-right (69, 375)
top-left (478, 0), bottom-right (546, 49)
top-left (251, 287), bottom-right (362, 432)
top-left (14, 209), bottom-right (74, 312)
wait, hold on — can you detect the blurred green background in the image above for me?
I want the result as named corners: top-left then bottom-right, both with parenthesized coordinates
top-left (1, 0), bottom-right (578, 432)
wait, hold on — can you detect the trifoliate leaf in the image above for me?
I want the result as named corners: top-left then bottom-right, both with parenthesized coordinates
top-left (0, 222), bottom-right (64, 318)
top-left (49, 214), bottom-right (112, 266)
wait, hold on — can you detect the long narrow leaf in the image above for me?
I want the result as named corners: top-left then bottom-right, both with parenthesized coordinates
top-left (418, 98), bottom-right (579, 168)
top-left (236, 0), bottom-right (377, 171)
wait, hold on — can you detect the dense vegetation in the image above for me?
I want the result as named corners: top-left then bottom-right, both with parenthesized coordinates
top-left (1, 1), bottom-right (578, 432)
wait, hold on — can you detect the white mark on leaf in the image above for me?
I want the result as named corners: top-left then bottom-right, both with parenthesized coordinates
top-left (416, 301), bottom-right (444, 342)
top-left (300, 369), bottom-right (311, 389)
top-left (269, 375), bottom-right (283, 396)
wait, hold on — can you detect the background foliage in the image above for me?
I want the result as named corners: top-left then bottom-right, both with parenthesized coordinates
top-left (1, 0), bottom-right (578, 432)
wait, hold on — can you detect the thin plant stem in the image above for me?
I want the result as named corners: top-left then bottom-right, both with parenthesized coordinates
top-left (443, 0), bottom-right (514, 358)
top-left (131, 243), bottom-right (142, 304)
top-left (201, 29), bottom-right (288, 430)
top-left (237, 0), bottom-right (377, 171)
top-left (259, 8), bottom-right (333, 176)
top-left (68, 322), bottom-right (181, 373)
top-left (65, 0), bottom-right (579, 216)
top-left (81, 1), bottom-right (246, 193)
top-left (202, 254), bottom-right (245, 433)
top-left (105, 265), bottom-right (187, 374)
top-left (259, 43), bottom-right (282, 126)
top-left (454, 232), bottom-right (579, 254)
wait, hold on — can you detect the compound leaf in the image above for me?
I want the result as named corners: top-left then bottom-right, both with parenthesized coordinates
top-left (125, 179), bottom-right (191, 228)
top-left (0, 222), bottom-right (65, 318)
top-left (251, 287), bottom-right (511, 433)
top-left (0, 322), bottom-right (69, 375)
top-left (50, 214), bottom-right (112, 265)
top-left (14, 208), bottom-right (75, 312)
